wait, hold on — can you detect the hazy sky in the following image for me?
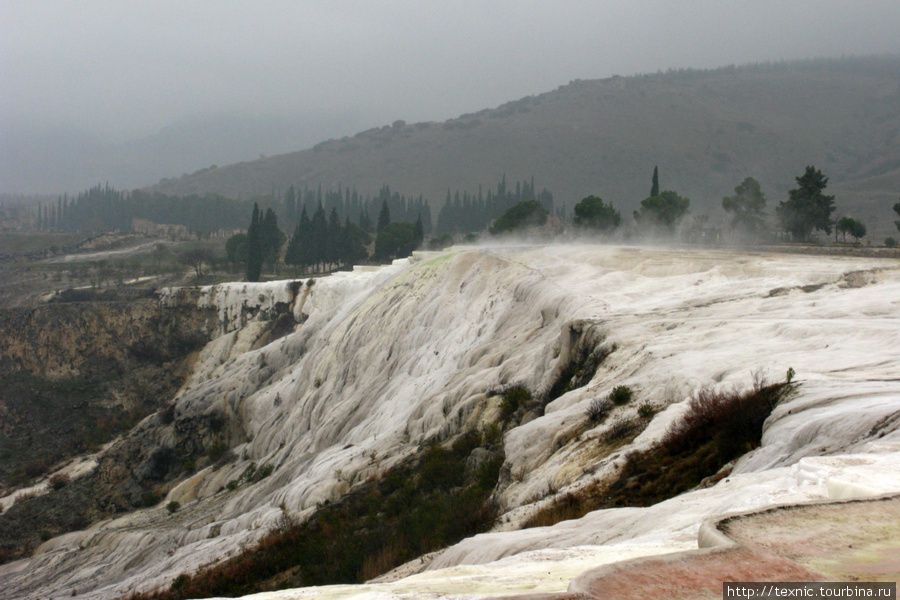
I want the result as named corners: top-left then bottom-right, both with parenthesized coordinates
top-left (3, 0), bottom-right (900, 143)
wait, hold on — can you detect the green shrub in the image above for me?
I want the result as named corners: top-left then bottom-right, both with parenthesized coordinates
top-left (489, 200), bottom-right (548, 235)
top-left (206, 441), bottom-right (228, 463)
top-left (637, 402), bottom-right (656, 419)
top-left (481, 423), bottom-right (502, 446)
top-left (49, 473), bottom-right (70, 490)
top-left (885, 237), bottom-right (897, 248)
top-left (256, 464), bottom-right (274, 480)
top-left (158, 404), bottom-right (176, 425)
top-left (499, 385), bottom-right (531, 421)
top-left (609, 385), bottom-right (633, 405)
top-left (166, 501), bottom-right (180, 514)
top-left (141, 491), bottom-right (162, 507)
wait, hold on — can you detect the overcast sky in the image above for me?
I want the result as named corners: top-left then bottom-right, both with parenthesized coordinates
top-left (3, 0), bottom-right (900, 143)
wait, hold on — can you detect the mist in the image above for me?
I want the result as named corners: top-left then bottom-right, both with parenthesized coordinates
top-left (3, 1), bottom-right (900, 193)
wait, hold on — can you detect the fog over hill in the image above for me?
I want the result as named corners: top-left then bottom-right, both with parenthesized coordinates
top-left (148, 56), bottom-right (900, 232)
top-left (0, 112), bottom-right (364, 196)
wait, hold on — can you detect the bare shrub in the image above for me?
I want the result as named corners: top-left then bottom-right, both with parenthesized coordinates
top-left (606, 417), bottom-right (636, 441)
top-left (273, 504), bottom-right (297, 535)
top-left (523, 492), bottom-right (585, 528)
top-left (359, 542), bottom-right (403, 582)
top-left (586, 397), bottom-right (613, 422)
top-left (13, 490), bottom-right (40, 506)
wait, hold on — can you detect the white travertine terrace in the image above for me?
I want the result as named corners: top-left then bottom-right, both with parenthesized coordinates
top-left (3, 244), bottom-right (899, 599)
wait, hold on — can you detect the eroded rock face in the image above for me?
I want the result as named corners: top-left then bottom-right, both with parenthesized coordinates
top-left (0, 297), bottom-right (215, 380)
top-left (0, 295), bottom-right (221, 560)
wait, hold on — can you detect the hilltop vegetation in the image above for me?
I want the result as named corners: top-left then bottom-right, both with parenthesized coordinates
top-left (150, 56), bottom-right (900, 233)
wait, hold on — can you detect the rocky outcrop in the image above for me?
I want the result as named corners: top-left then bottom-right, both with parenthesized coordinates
top-left (0, 295), bottom-right (221, 560)
top-left (0, 297), bottom-right (216, 380)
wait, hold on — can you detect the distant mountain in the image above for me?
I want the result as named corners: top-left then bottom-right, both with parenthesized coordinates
top-left (0, 113), bottom-right (363, 195)
top-left (150, 56), bottom-right (900, 235)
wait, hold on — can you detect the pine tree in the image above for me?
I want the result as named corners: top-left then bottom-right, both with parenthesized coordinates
top-left (776, 166), bottom-right (836, 242)
top-left (246, 203), bottom-right (263, 282)
top-left (722, 177), bottom-right (767, 233)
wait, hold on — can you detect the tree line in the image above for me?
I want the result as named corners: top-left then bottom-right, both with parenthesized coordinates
top-left (31, 183), bottom-right (435, 239)
top-left (560, 165), bottom-right (889, 245)
top-left (434, 176), bottom-right (556, 235)
top-left (237, 199), bottom-right (426, 281)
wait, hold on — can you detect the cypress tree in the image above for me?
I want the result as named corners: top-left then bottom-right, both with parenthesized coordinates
top-left (651, 166), bottom-right (660, 197)
top-left (297, 205), bottom-right (312, 269)
top-left (310, 203), bottom-right (327, 272)
top-left (260, 208), bottom-right (283, 273)
top-left (359, 208), bottom-right (372, 233)
top-left (326, 207), bottom-right (342, 267)
top-left (246, 203), bottom-right (263, 282)
top-left (414, 212), bottom-right (424, 247)
top-left (377, 199), bottom-right (391, 232)
top-left (285, 213), bottom-right (305, 270)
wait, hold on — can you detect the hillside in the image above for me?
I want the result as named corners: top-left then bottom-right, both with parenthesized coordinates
top-left (2, 244), bottom-right (899, 598)
top-left (150, 56), bottom-right (900, 233)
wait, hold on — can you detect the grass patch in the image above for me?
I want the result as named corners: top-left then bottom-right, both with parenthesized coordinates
top-left (0, 232), bottom-right (83, 255)
top-left (125, 431), bottom-right (503, 599)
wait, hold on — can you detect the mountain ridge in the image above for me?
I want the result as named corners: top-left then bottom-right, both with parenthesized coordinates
top-left (149, 56), bottom-right (900, 231)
